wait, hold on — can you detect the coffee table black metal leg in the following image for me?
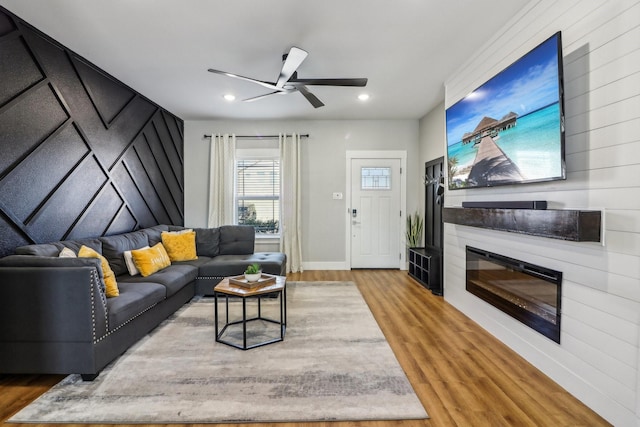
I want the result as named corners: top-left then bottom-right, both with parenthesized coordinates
top-left (242, 297), bottom-right (247, 349)
top-left (280, 290), bottom-right (284, 339)
top-left (214, 292), bottom-right (219, 339)
top-left (225, 295), bottom-right (229, 324)
top-left (258, 295), bottom-right (262, 318)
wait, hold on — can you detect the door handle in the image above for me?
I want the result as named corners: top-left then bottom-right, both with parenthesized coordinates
top-left (352, 220), bottom-right (361, 225)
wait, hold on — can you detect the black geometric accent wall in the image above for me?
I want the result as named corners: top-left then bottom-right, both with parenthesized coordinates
top-left (0, 7), bottom-right (184, 257)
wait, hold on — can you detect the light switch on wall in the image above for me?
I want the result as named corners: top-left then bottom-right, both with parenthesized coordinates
top-left (332, 192), bottom-right (343, 200)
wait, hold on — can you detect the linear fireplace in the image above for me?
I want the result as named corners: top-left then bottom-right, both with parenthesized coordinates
top-left (466, 246), bottom-right (562, 343)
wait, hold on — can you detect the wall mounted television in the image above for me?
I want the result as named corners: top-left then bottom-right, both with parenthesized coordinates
top-left (446, 32), bottom-right (565, 190)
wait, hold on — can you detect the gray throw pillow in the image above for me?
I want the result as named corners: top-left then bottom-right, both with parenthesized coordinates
top-left (194, 227), bottom-right (220, 257)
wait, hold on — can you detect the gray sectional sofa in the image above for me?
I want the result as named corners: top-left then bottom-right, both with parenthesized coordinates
top-left (0, 224), bottom-right (286, 380)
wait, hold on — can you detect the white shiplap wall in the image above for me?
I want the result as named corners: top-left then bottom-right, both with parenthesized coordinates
top-left (443, 1), bottom-right (640, 425)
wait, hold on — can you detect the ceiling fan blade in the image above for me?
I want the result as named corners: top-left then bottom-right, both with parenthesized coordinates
top-left (242, 91), bottom-right (286, 103)
top-left (297, 85), bottom-right (324, 108)
top-left (276, 47), bottom-right (308, 88)
top-left (207, 68), bottom-right (281, 91)
top-left (288, 77), bottom-right (368, 87)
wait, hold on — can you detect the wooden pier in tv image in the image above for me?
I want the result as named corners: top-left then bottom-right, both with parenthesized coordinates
top-left (463, 113), bottom-right (524, 186)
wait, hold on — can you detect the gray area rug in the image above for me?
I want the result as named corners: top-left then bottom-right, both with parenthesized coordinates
top-left (10, 281), bottom-right (428, 424)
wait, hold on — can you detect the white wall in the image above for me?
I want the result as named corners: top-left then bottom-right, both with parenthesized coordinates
top-left (184, 119), bottom-right (420, 269)
top-left (418, 101), bottom-right (445, 224)
top-left (443, 1), bottom-right (640, 425)
top-left (419, 101), bottom-right (445, 164)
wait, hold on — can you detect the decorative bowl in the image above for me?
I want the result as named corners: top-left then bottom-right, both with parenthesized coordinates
top-left (244, 272), bottom-right (262, 282)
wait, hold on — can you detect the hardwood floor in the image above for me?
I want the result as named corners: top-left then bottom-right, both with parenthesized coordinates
top-left (0, 270), bottom-right (610, 427)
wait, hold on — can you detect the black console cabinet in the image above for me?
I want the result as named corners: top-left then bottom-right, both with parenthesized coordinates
top-left (408, 247), bottom-right (442, 295)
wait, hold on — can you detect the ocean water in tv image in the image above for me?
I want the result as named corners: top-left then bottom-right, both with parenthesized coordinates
top-left (448, 103), bottom-right (562, 186)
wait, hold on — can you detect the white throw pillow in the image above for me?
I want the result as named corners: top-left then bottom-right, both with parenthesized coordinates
top-left (58, 247), bottom-right (76, 258)
top-left (124, 246), bottom-right (150, 275)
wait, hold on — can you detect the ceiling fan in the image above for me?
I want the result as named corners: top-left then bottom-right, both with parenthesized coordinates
top-left (207, 47), bottom-right (368, 108)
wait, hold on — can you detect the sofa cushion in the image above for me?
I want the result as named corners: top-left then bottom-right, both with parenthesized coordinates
top-left (118, 264), bottom-right (198, 297)
top-left (172, 256), bottom-right (212, 269)
top-left (194, 227), bottom-right (220, 257)
top-left (100, 231), bottom-right (150, 276)
top-left (51, 237), bottom-right (103, 255)
top-left (219, 225), bottom-right (255, 255)
top-left (197, 253), bottom-right (286, 277)
top-left (251, 252), bottom-right (287, 276)
top-left (141, 224), bottom-right (170, 247)
top-left (106, 282), bottom-right (166, 330)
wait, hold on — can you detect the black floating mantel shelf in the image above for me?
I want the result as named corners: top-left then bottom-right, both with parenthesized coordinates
top-left (442, 207), bottom-right (602, 242)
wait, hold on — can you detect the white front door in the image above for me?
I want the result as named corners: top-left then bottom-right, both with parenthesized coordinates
top-left (350, 158), bottom-right (401, 268)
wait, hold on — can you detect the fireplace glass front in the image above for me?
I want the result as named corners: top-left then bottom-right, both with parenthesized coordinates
top-left (466, 246), bottom-right (562, 343)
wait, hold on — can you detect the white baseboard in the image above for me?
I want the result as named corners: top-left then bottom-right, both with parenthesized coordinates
top-left (300, 261), bottom-right (408, 271)
top-left (302, 261), bottom-right (349, 271)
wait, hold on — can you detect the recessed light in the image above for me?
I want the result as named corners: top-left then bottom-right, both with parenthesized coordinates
top-left (223, 94), bottom-right (236, 101)
top-left (358, 93), bottom-right (370, 101)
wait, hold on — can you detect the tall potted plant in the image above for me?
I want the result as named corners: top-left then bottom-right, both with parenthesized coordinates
top-left (406, 212), bottom-right (424, 248)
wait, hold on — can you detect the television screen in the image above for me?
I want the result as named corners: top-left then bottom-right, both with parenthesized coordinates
top-left (446, 32), bottom-right (565, 190)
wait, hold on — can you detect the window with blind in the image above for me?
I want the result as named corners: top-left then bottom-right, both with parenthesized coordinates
top-left (236, 159), bottom-right (280, 234)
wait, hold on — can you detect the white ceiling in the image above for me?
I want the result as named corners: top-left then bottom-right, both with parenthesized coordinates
top-left (1, 0), bottom-right (529, 121)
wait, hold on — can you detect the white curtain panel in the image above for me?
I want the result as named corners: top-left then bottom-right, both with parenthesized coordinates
top-left (207, 133), bottom-right (236, 227)
top-left (279, 133), bottom-right (303, 272)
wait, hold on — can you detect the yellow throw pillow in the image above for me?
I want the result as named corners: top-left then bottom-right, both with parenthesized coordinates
top-left (123, 246), bottom-right (150, 276)
top-left (161, 230), bottom-right (198, 262)
top-left (78, 245), bottom-right (119, 298)
top-left (131, 243), bottom-right (171, 277)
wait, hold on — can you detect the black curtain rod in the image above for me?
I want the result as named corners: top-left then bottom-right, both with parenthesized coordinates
top-left (203, 134), bottom-right (309, 139)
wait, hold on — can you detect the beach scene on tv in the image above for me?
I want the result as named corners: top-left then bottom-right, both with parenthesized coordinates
top-left (446, 34), bottom-right (564, 190)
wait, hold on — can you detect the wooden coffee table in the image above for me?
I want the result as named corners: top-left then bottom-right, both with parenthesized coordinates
top-left (213, 275), bottom-right (286, 350)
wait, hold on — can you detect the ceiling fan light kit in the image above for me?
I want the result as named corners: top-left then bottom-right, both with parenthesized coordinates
top-left (208, 46), bottom-right (368, 108)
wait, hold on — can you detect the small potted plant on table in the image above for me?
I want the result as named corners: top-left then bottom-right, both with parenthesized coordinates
top-left (244, 263), bottom-right (262, 282)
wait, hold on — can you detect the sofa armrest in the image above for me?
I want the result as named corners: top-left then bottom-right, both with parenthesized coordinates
top-left (0, 265), bottom-right (108, 343)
